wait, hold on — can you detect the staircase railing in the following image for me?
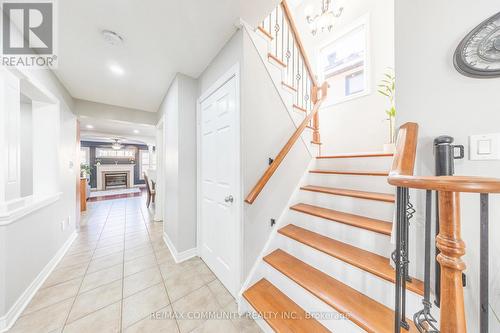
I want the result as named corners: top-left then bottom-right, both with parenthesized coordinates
top-left (245, 0), bottom-right (327, 205)
top-left (389, 122), bottom-right (500, 333)
top-left (258, 0), bottom-right (321, 143)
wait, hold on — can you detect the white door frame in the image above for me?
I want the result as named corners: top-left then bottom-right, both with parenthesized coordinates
top-left (196, 63), bottom-right (242, 297)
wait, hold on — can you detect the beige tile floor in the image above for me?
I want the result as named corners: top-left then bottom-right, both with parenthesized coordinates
top-left (8, 195), bottom-right (262, 333)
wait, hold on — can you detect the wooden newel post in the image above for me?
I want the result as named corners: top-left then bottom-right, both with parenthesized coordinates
top-left (436, 191), bottom-right (467, 333)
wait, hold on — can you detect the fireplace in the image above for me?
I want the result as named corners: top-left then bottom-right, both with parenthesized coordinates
top-left (104, 172), bottom-right (129, 190)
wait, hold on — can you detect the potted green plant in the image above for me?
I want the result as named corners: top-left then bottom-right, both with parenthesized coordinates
top-left (378, 68), bottom-right (396, 152)
top-left (80, 163), bottom-right (91, 179)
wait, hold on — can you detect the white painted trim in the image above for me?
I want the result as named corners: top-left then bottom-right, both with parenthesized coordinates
top-left (196, 63), bottom-right (242, 298)
top-left (0, 231), bottom-right (77, 332)
top-left (162, 231), bottom-right (197, 263)
top-left (0, 192), bottom-right (62, 226)
top-left (237, 158), bottom-right (316, 307)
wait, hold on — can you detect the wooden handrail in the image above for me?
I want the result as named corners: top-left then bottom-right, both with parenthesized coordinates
top-left (388, 122), bottom-right (419, 177)
top-left (245, 82), bottom-right (328, 204)
top-left (388, 175), bottom-right (500, 193)
top-left (281, 0), bottom-right (318, 88)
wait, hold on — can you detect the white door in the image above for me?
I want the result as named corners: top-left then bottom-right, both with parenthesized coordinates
top-left (199, 75), bottom-right (238, 296)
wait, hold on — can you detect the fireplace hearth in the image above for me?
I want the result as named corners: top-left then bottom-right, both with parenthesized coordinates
top-left (104, 172), bottom-right (128, 189)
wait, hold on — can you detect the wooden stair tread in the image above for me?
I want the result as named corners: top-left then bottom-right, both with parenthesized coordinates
top-left (279, 225), bottom-right (424, 296)
top-left (268, 53), bottom-right (287, 68)
top-left (293, 104), bottom-right (307, 113)
top-left (257, 26), bottom-right (273, 40)
top-left (317, 153), bottom-right (394, 159)
top-left (301, 185), bottom-right (395, 203)
top-left (309, 170), bottom-right (389, 176)
top-left (264, 250), bottom-right (419, 333)
top-left (281, 81), bottom-right (297, 92)
top-left (290, 203), bottom-right (392, 235)
top-left (243, 278), bottom-right (329, 333)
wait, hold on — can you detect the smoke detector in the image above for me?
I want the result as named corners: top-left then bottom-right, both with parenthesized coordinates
top-left (102, 30), bottom-right (124, 45)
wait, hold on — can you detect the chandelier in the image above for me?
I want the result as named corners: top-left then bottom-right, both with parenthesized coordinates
top-left (306, 0), bottom-right (343, 36)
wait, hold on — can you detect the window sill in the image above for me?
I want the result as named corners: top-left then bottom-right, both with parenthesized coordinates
top-left (0, 192), bottom-right (62, 226)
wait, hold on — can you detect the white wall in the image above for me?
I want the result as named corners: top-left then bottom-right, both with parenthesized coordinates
top-left (240, 29), bottom-right (312, 280)
top-left (194, 28), bottom-right (314, 286)
top-left (74, 98), bottom-right (157, 125)
top-left (0, 66), bottom-right (77, 327)
top-left (395, 1), bottom-right (500, 331)
top-left (158, 74), bottom-right (198, 254)
top-left (291, 0), bottom-right (394, 154)
top-left (19, 103), bottom-right (33, 197)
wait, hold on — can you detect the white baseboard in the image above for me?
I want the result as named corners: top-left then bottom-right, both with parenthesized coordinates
top-left (162, 231), bottom-right (197, 263)
top-left (0, 231), bottom-right (77, 333)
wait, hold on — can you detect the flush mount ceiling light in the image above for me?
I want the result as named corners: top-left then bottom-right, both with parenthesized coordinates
top-left (102, 29), bottom-right (124, 46)
top-left (133, 129), bottom-right (140, 134)
top-left (86, 124), bottom-right (94, 129)
top-left (109, 64), bottom-right (125, 76)
top-left (306, 0), bottom-right (343, 36)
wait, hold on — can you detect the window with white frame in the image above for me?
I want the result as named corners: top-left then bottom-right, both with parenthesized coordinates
top-left (318, 16), bottom-right (369, 107)
top-left (139, 150), bottom-right (156, 180)
top-left (95, 148), bottom-right (135, 159)
top-left (80, 147), bottom-right (90, 165)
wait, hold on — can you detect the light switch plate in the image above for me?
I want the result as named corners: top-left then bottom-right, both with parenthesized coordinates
top-left (469, 133), bottom-right (500, 160)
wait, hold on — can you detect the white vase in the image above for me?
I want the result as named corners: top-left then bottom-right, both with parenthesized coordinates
top-left (383, 143), bottom-right (396, 153)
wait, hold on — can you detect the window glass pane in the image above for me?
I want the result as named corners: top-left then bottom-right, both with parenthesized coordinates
top-left (319, 19), bottom-right (368, 106)
top-left (345, 71), bottom-right (364, 96)
top-left (80, 147), bottom-right (89, 165)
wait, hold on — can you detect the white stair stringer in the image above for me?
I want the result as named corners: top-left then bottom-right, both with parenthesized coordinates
top-left (243, 22), bottom-right (317, 157)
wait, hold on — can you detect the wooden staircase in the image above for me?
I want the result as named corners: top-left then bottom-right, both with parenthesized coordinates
top-left (243, 153), bottom-right (424, 332)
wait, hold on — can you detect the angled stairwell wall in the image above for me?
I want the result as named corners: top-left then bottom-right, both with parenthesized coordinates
top-left (240, 28), bottom-right (314, 283)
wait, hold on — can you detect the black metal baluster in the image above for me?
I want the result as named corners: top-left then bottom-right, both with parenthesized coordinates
top-left (480, 193), bottom-right (489, 333)
top-left (401, 187), bottom-right (410, 330)
top-left (275, 9), bottom-right (278, 57)
top-left (414, 190), bottom-right (439, 332)
top-left (394, 186), bottom-right (403, 333)
top-left (281, 8), bottom-right (284, 62)
top-left (301, 62), bottom-right (305, 109)
top-left (286, 20), bottom-right (293, 86)
top-left (269, 14), bottom-right (271, 37)
top-left (292, 39), bottom-right (295, 91)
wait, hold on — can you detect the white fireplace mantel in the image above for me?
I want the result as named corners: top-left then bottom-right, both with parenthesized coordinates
top-left (96, 164), bottom-right (135, 190)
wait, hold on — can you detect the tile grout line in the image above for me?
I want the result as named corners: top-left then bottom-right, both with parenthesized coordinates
top-left (119, 199), bottom-right (129, 333)
top-left (138, 200), bottom-right (183, 333)
top-left (60, 200), bottom-right (114, 330)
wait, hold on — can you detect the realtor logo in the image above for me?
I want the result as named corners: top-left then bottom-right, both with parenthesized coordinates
top-left (1, 0), bottom-right (57, 67)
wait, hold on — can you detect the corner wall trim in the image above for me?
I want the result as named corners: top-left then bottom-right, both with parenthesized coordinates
top-left (162, 232), bottom-right (197, 264)
top-left (0, 231), bottom-right (77, 333)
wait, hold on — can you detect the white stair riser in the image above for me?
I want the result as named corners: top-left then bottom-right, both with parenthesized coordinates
top-left (262, 263), bottom-right (364, 333)
top-left (306, 173), bottom-right (394, 193)
top-left (315, 156), bottom-right (394, 172)
top-left (275, 235), bottom-right (423, 316)
top-left (288, 210), bottom-right (392, 257)
top-left (295, 191), bottom-right (395, 222)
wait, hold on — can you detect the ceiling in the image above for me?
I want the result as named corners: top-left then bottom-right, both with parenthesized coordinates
top-left (55, 0), bottom-right (277, 112)
top-left (79, 117), bottom-right (156, 145)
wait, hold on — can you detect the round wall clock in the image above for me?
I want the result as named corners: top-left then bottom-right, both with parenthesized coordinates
top-left (454, 12), bottom-right (500, 78)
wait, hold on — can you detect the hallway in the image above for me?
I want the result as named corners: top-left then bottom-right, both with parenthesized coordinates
top-left (7, 196), bottom-right (260, 333)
